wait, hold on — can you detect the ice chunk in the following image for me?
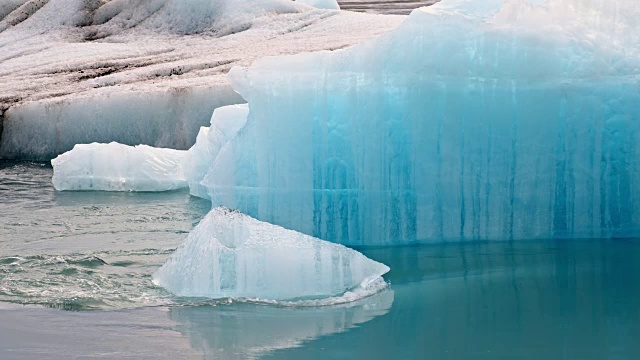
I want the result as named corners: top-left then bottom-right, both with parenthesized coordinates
top-left (153, 207), bottom-right (389, 301)
top-left (296, 0), bottom-right (340, 10)
top-left (183, 104), bottom-right (249, 199)
top-left (51, 142), bottom-right (187, 192)
top-left (50, 104), bottom-right (247, 194)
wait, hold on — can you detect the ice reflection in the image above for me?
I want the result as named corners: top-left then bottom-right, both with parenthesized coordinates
top-left (169, 289), bottom-right (394, 359)
top-left (267, 240), bottom-right (640, 359)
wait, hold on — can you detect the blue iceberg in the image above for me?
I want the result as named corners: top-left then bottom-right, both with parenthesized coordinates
top-left (53, 0), bottom-right (640, 246)
top-left (211, 0), bottom-right (640, 245)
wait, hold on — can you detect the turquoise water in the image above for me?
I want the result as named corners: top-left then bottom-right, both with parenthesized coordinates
top-left (1, 162), bottom-right (639, 359)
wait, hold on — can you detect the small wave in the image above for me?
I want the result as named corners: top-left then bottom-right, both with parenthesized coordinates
top-left (167, 277), bottom-right (390, 309)
top-left (248, 277), bottom-right (390, 307)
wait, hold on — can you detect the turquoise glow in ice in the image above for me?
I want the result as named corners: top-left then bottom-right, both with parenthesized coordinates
top-left (210, 0), bottom-right (640, 245)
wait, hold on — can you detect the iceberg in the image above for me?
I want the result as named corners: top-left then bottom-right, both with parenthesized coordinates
top-left (53, 0), bottom-right (640, 245)
top-left (210, 0), bottom-right (640, 244)
top-left (51, 142), bottom-right (187, 192)
top-left (152, 207), bottom-right (389, 301)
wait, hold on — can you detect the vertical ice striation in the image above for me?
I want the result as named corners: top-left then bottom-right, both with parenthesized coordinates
top-left (153, 207), bottom-right (389, 301)
top-left (208, 0), bottom-right (640, 245)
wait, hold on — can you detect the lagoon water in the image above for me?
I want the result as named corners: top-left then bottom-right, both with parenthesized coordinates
top-left (1, 161), bottom-right (639, 359)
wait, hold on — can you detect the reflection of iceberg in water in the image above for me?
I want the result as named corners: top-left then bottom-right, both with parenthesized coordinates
top-left (168, 289), bottom-right (394, 359)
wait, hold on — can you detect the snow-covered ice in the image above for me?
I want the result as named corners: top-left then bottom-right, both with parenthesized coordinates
top-left (0, 0), bottom-right (403, 160)
top-left (153, 207), bottom-right (389, 301)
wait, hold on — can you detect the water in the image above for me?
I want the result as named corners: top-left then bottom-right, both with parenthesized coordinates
top-left (0, 161), bottom-right (211, 310)
top-left (1, 161), bottom-right (639, 358)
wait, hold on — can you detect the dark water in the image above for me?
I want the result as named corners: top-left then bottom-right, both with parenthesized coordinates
top-left (338, 0), bottom-right (439, 15)
top-left (1, 161), bottom-right (639, 359)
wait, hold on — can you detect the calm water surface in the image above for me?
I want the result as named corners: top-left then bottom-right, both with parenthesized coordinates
top-left (1, 162), bottom-right (639, 359)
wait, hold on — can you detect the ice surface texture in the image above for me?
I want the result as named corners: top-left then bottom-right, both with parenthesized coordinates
top-left (1, 0), bottom-right (398, 161)
top-left (153, 207), bottom-right (389, 301)
top-left (52, 142), bottom-right (187, 192)
top-left (184, 104), bottom-right (249, 199)
top-left (51, 104), bottom-right (248, 193)
top-left (214, 0), bottom-right (640, 244)
top-left (53, 0), bottom-right (640, 245)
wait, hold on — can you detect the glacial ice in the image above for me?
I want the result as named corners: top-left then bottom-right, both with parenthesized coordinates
top-left (184, 104), bottom-right (249, 199)
top-left (51, 142), bottom-right (187, 192)
top-left (52, 0), bottom-right (640, 245)
top-left (152, 207), bottom-right (389, 301)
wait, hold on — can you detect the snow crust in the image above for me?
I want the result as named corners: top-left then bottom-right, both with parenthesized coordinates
top-left (0, 1), bottom-right (403, 160)
top-left (153, 207), bottom-right (389, 301)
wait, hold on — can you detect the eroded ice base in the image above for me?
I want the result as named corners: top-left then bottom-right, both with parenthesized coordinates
top-left (152, 207), bottom-right (389, 302)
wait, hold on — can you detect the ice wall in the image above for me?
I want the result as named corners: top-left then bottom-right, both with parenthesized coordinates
top-left (153, 207), bottom-right (389, 301)
top-left (2, 86), bottom-right (243, 160)
top-left (210, 0), bottom-right (640, 245)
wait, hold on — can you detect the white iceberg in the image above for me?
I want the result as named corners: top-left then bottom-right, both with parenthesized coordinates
top-left (51, 142), bottom-right (187, 192)
top-left (183, 104), bottom-right (249, 199)
top-left (153, 207), bottom-right (389, 301)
